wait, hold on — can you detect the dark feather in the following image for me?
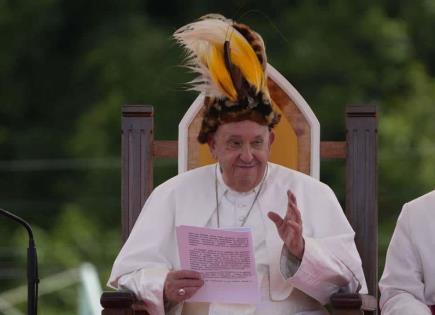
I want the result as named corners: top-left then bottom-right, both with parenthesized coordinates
top-left (233, 22), bottom-right (267, 70)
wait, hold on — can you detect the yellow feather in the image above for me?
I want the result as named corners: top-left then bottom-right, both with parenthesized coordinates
top-left (229, 32), bottom-right (265, 92)
top-left (207, 45), bottom-right (238, 101)
top-left (174, 17), bottom-right (267, 99)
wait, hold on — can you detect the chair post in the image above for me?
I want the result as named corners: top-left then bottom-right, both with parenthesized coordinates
top-left (345, 105), bottom-right (378, 306)
top-left (121, 105), bottom-right (154, 243)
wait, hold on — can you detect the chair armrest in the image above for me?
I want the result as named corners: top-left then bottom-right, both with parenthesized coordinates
top-left (330, 293), bottom-right (377, 314)
top-left (101, 290), bottom-right (137, 309)
top-left (101, 290), bottom-right (149, 315)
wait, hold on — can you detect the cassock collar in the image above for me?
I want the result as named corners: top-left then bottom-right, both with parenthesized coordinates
top-left (215, 163), bottom-right (270, 202)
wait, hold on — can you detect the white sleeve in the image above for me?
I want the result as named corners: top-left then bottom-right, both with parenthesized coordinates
top-left (116, 268), bottom-right (169, 315)
top-left (379, 205), bottom-right (431, 315)
top-left (278, 184), bottom-right (366, 305)
top-left (107, 184), bottom-right (179, 315)
top-left (284, 235), bottom-right (364, 305)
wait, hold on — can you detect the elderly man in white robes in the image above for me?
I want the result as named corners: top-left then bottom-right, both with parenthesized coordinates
top-left (379, 190), bottom-right (435, 315)
top-left (107, 14), bottom-right (367, 315)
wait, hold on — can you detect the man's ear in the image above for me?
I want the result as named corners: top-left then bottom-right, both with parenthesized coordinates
top-left (269, 131), bottom-right (275, 147)
top-left (207, 134), bottom-right (217, 159)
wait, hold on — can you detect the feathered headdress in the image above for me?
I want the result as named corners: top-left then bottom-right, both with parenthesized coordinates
top-left (174, 14), bottom-right (281, 143)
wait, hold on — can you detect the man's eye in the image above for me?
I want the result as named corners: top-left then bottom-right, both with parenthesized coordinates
top-left (228, 140), bottom-right (242, 149)
top-left (252, 140), bottom-right (264, 148)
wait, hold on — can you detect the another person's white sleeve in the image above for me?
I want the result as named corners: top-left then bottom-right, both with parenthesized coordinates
top-left (379, 206), bottom-right (431, 315)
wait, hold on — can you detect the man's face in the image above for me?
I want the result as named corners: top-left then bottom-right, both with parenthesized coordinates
top-left (208, 120), bottom-right (274, 192)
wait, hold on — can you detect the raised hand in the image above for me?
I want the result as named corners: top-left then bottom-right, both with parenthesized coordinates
top-left (164, 270), bottom-right (204, 304)
top-left (267, 190), bottom-right (305, 260)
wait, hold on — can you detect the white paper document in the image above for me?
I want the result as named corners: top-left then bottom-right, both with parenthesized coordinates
top-left (176, 225), bottom-right (260, 304)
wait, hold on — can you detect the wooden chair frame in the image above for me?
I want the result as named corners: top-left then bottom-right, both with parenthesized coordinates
top-left (101, 104), bottom-right (378, 315)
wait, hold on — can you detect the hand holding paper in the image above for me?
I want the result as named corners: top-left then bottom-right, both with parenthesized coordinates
top-left (164, 270), bottom-right (204, 303)
top-left (176, 225), bottom-right (260, 304)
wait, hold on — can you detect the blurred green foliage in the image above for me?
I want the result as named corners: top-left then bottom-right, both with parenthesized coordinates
top-left (0, 0), bottom-right (434, 313)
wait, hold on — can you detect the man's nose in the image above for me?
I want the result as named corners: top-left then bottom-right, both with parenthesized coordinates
top-left (240, 145), bottom-right (254, 162)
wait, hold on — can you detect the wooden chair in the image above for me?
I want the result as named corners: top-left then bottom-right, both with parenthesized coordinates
top-left (101, 65), bottom-right (378, 315)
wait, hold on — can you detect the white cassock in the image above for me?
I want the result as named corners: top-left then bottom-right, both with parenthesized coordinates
top-left (379, 190), bottom-right (435, 315)
top-left (108, 162), bottom-right (367, 315)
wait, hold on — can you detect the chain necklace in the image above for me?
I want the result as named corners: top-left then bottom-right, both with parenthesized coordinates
top-left (214, 164), bottom-right (268, 228)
